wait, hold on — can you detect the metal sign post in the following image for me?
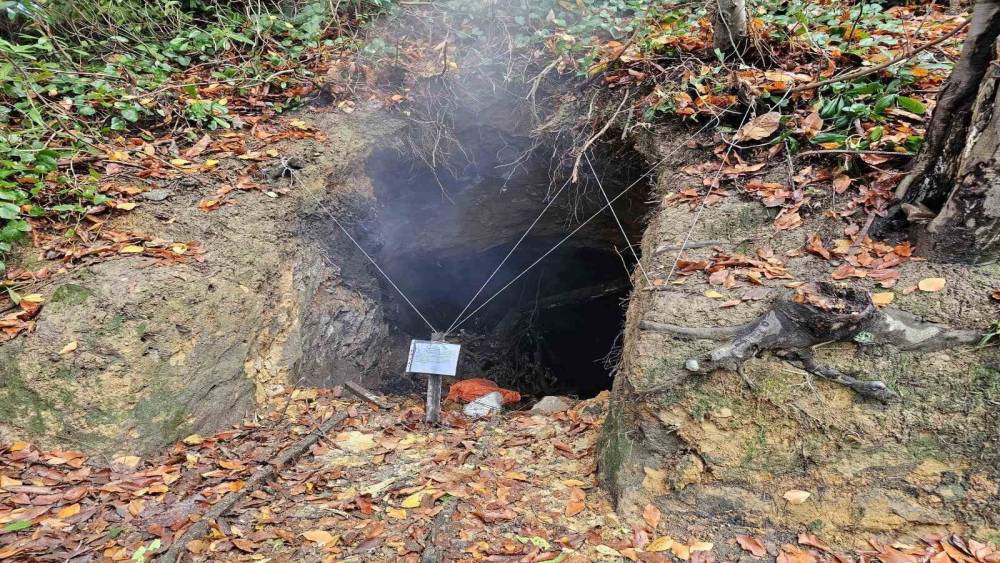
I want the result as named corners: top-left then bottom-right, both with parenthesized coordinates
top-left (406, 332), bottom-right (461, 424)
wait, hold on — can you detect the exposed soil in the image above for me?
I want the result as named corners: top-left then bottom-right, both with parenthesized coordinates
top-left (600, 124), bottom-right (1000, 548)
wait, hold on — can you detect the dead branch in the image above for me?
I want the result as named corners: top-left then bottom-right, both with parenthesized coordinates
top-left (640, 282), bottom-right (980, 402)
top-left (570, 90), bottom-right (629, 183)
top-left (158, 411), bottom-right (350, 563)
top-left (345, 380), bottom-right (393, 410)
top-left (786, 20), bottom-right (970, 94)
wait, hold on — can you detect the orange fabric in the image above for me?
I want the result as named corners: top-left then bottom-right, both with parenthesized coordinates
top-left (446, 378), bottom-right (521, 405)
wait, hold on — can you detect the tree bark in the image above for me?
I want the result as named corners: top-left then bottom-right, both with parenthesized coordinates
top-left (712, 0), bottom-right (749, 57)
top-left (893, 0), bottom-right (1000, 264)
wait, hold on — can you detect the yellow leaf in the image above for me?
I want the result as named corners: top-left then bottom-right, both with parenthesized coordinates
top-left (113, 455), bottom-right (141, 469)
top-left (783, 489), bottom-right (811, 504)
top-left (647, 536), bottom-right (675, 552)
top-left (57, 503), bottom-right (81, 519)
top-left (562, 479), bottom-right (586, 487)
top-left (266, 149), bottom-right (280, 157)
top-left (302, 530), bottom-right (336, 546)
top-left (386, 507), bottom-right (407, 519)
top-left (703, 290), bottom-right (725, 299)
top-left (119, 245), bottom-right (144, 254)
top-left (401, 490), bottom-right (432, 509)
top-left (671, 543), bottom-right (691, 560)
top-left (917, 277), bottom-right (946, 292)
top-left (20, 294), bottom-right (44, 304)
top-left (59, 341), bottom-right (78, 355)
top-left (116, 202), bottom-right (138, 211)
top-left (127, 499), bottom-right (145, 516)
top-left (871, 292), bottom-right (895, 305)
top-left (0, 475), bottom-right (23, 489)
top-left (218, 459), bottom-right (245, 470)
top-left (169, 158), bottom-right (191, 166)
top-left (690, 541), bottom-right (714, 552)
top-left (203, 159), bottom-right (219, 168)
top-left (182, 434), bottom-right (204, 445)
top-left (171, 243), bottom-right (188, 255)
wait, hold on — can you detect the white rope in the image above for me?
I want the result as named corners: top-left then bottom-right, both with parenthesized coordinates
top-left (443, 176), bottom-right (572, 336)
top-left (311, 198), bottom-right (439, 334)
top-left (447, 121), bottom-right (714, 334)
top-left (585, 151), bottom-right (653, 287)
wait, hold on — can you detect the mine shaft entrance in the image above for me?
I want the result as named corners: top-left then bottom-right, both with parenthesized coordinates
top-left (365, 124), bottom-right (651, 400)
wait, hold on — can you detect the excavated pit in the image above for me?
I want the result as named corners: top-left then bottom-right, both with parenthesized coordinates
top-left (363, 124), bottom-right (652, 399)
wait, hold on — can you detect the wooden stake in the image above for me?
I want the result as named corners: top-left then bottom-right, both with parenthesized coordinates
top-left (425, 331), bottom-right (446, 424)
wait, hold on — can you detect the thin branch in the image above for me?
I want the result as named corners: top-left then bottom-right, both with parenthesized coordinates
top-left (786, 19), bottom-right (970, 94)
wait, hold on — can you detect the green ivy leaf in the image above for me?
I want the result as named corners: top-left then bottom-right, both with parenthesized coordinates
top-left (896, 96), bottom-right (926, 115)
top-left (121, 108), bottom-right (139, 122)
top-left (874, 94), bottom-right (897, 114)
top-left (3, 519), bottom-right (31, 532)
top-left (0, 202), bottom-right (20, 220)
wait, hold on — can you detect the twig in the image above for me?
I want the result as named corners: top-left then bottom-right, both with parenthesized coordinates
top-left (786, 19), bottom-right (970, 94)
top-left (157, 411), bottom-right (350, 563)
top-left (794, 149), bottom-right (914, 159)
top-left (570, 91), bottom-right (629, 183)
top-left (344, 380), bottom-right (393, 410)
top-left (848, 208), bottom-right (879, 254)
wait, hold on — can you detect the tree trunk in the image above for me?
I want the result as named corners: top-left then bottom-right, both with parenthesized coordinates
top-left (712, 0), bottom-right (749, 57)
top-left (893, 0), bottom-right (1000, 264)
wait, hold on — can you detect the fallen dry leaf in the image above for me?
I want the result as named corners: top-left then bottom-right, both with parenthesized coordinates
top-left (737, 535), bottom-right (768, 557)
top-left (57, 503), bottom-right (81, 519)
top-left (565, 499), bottom-right (585, 517)
top-left (736, 112), bottom-right (782, 141)
top-left (302, 529), bottom-right (336, 546)
top-left (783, 489), bottom-right (811, 504)
top-left (871, 292), bottom-right (895, 305)
top-left (642, 503), bottom-right (661, 530)
top-left (918, 277), bottom-right (946, 292)
top-left (647, 536), bottom-right (676, 552)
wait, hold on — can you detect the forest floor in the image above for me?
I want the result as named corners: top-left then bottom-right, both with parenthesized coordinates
top-left (1, 0), bottom-right (999, 561)
top-left (1, 387), bottom-right (997, 563)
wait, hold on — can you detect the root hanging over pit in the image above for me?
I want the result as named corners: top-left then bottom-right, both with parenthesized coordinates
top-left (640, 282), bottom-right (981, 402)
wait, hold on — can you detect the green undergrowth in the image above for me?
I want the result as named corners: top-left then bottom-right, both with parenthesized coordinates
top-left (441, 0), bottom-right (955, 164)
top-left (0, 0), bottom-right (395, 273)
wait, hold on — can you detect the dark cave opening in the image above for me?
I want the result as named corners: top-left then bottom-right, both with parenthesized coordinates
top-left (365, 124), bottom-right (651, 400)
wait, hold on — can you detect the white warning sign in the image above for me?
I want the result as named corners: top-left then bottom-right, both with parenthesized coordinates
top-left (406, 340), bottom-right (461, 376)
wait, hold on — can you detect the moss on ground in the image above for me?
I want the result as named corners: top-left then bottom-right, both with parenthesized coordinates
top-left (50, 283), bottom-right (93, 306)
top-left (0, 358), bottom-right (53, 436)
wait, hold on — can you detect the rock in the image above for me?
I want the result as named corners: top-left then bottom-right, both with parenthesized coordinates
top-left (530, 396), bottom-right (574, 414)
top-left (141, 189), bottom-right (171, 202)
top-left (463, 392), bottom-right (503, 418)
top-left (671, 453), bottom-right (704, 490)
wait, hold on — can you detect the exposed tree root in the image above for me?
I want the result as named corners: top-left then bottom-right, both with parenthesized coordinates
top-left (640, 282), bottom-right (981, 403)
